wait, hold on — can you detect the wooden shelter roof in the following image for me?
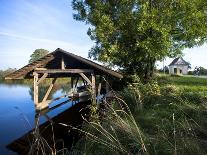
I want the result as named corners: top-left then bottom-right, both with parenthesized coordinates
top-left (5, 48), bottom-right (123, 79)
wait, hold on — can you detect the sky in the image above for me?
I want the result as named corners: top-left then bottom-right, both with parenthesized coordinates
top-left (0, 0), bottom-right (206, 70)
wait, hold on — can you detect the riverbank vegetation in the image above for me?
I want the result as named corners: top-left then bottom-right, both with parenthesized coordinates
top-left (69, 74), bottom-right (207, 154)
top-left (69, 1), bottom-right (207, 153)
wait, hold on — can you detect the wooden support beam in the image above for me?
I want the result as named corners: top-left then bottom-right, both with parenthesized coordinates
top-left (35, 68), bottom-right (47, 71)
top-left (91, 73), bottom-right (96, 101)
top-left (75, 76), bottom-right (79, 88)
top-left (33, 72), bottom-right (39, 107)
top-left (98, 83), bottom-right (102, 96)
top-left (61, 57), bottom-right (65, 70)
top-left (42, 78), bottom-right (57, 102)
top-left (71, 77), bottom-right (74, 89)
top-left (106, 76), bottom-right (110, 93)
top-left (37, 73), bottom-right (48, 85)
top-left (82, 76), bottom-right (86, 86)
top-left (35, 69), bottom-right (93, 74)
top-left (79, 73), bottom-right (92, 86)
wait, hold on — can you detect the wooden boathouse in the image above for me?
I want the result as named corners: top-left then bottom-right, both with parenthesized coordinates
top-left (5, 48), bottom-right (123, 110)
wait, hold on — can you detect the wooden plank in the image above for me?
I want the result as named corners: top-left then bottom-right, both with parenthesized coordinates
top-left (35, 68), bottom-right (47, 71)
top-left (35, 69), bottom-right (93, 74)
top-left (42, 78), bottom-right (57, 102)
top-left (79, 73), bottom-right (92, 86)
top-left (37, 73), bottom-right (48, 85)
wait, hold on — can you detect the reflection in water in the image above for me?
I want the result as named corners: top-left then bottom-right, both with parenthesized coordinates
top-left (0, 82), bottom-right (89, 155)
top-left (7, 100), bottom-right (90, 155)
top-left (29, 85), bottom-right (57, 102)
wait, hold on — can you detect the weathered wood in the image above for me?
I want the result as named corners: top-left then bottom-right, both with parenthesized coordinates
top-left (82, 76), bottom-right (86, 86)
top-left (42, 78), bottom-right (57, 102)
top-left (35, 69), bottom-right (93, 74)
top-left (61, 57), bottom-right (65, 70)
top-left (75, 76), bottom-right (79, 88)
top-left (91, 73), bottom-right (96, 101)
top-left (33, 72), bottom-right (39, 106)
top-left (106, 76), bottom-right (110, 93)
top-left (79, 73), bottom-right (92, 86)
top-left (36, 100), bottom-right (51, 110)
top-left (37, 73), bottom-right (48, 85)
top-left (35, 68), bottom-right (47, 71)
top-left (98, 83), bottom-right (102, 96)
top-left (71, 77), bottom-right (74, 89)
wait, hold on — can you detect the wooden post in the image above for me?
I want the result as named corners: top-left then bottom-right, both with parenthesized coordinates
top-left (97, 76), bottom-right (102, 96)
top-left (106, 76), bottom-right (110, 93)
top-left (61, 57), bottom-right (65, 70)
top-left (91, 73), bottom-right (96, 102)
top-left (33, 72), bottom-right (39, 107)
top-left (71, 77), bottom-right (74, 89)
top-left (75, 76), bottom-right (79, 88)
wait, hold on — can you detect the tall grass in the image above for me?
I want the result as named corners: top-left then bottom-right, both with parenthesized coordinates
top-left (28, 74), bottom-right (207, 154)
top-left (68, 74), bottom-right (207, 154)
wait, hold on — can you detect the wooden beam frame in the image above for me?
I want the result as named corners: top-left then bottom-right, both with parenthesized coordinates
top-left (37, 73), bottom-right (48, 85)
top-left (42, 78), bottom-right (57, 102)
top-left (79, 73), bottom-right (92, 86)
top-left (35, 69), bottom-right (93, 74)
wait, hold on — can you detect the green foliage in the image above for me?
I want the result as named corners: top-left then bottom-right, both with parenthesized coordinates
top-left (72, 75), bottom-right (207, 154)
top-left (29, 49), bottom-right (49, 63)
top-left (0, 68), bottom-right (16, 79)
top-left (72, 0), bottom-right (207, 79)
top-left (198, 67), bottom-right (207, 75)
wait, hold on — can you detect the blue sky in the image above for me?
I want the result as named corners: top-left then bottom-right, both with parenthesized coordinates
top-left (0, 0), bottom-right (206, 70)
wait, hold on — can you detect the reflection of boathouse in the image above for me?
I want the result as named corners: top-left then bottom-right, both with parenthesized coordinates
top-left (7, 101), bottom-right (91, 154)
top-left (6, 48), bottom-right (123, 110)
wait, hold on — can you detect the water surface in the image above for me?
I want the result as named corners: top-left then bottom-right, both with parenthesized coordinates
top-left (0, 83), bottom-right (86, 154)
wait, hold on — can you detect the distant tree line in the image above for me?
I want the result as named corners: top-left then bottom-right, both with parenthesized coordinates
top-left (0, 49), bottom-right (49, 80)
top-left (190, 66), bottom-right (207, 76)
top-left (0, 68), bottom-right (17, 79)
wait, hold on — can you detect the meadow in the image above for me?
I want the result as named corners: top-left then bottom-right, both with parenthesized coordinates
top-left (70, 74), bottom-right (207, 155)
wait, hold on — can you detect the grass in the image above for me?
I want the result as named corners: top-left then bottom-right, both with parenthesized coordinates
top-left (157, 73), bottom-right (207, 92)
top-left (68, 74), bottom-right (207, 155)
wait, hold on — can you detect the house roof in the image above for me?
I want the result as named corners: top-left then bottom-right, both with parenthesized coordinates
top-left (169, 57), bottom-right (190, 66)
top-left (5, 48), bottom-right (123, 79)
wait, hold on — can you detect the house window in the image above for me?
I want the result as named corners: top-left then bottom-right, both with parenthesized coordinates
top-left (180, 69), bottom-right (182, 74)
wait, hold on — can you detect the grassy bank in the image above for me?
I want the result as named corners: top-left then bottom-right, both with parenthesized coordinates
top-left (70, 74), bottom-right (207, 154)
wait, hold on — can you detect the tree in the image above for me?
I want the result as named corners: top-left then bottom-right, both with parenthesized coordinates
top-left (72, 0), bottom-right (207, 81)
top-left (0, 68), bottom-right (16, 79)
top-left (29, 49), bottom-right (49, 63)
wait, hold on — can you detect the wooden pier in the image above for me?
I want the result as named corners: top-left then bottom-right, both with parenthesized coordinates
top-left (5, 48), bottom-right (123, 110)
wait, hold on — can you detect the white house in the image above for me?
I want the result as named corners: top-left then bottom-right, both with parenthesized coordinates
top-left (169, 57), bottom-right (190, 75)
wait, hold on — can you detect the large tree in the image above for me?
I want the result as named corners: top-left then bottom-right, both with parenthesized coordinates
top-left (72, 0), bottom-right (207, 80)
top-left (29, 49), bottom-right (49, 63)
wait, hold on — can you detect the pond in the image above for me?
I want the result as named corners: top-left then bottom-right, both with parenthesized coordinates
top-left (0, 83), bottom-right (89, 154)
